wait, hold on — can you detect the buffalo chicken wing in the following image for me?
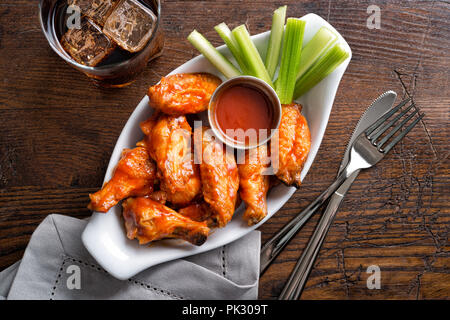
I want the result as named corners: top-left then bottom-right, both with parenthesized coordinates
top-left (273, 103), bottom-right (311, 187)
top-left (88, 147), bottom-right (156, 213)
top-left (140, 113), bottom-right (202, 206)
top-left (178, 201), bottom-right (215, 226)
top-left (123, 197), bottom-right (210, 246)
top-left (147, 73), bottom-right (222, 115)
top-left (195, 127), bottom-right (239, 227)
top-left (238, 145), bottom-right (270, 226)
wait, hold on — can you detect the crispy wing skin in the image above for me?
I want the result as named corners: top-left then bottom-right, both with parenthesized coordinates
top-left (88, 147), bottom-right (156, 213)
top-left (123, 197), bottom-right (209, 246)
top-left (148, 190), bottom-right (168, 205)
top-left (238, 145), bottom-right (270, 226)
top-left (179, 201), bottom-right (215, 226)
top-left (138, 112), bottom-right (158, 154)
top-left (195, 127), bottom-right (239, 228)
top-left (141, 114), bottom-right (201, 206)
top-left (273, 103), bottom-right (311, 187)
top-left (147, 73), bottom-right (222, 115)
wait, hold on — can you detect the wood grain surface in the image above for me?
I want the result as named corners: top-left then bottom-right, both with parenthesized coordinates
top-left (0, 0), bottom-right (448, 300)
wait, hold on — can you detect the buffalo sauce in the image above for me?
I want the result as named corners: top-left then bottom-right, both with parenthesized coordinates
top-left (214, 84), bottom-right (274, 144)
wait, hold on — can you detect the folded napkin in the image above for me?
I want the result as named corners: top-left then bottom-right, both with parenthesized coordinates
top-left (0, 214), bottom-right (260, 300)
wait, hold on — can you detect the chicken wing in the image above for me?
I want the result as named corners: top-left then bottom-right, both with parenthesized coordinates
top-left (140, 113), bottom-right (202, 206)
top-left (148, 190), bottom-right (168, 205)
top-left (238, 145), bottom-right (270, 226)
top-left (88, 147), bottom-right (156, 213)
top-left (273, 103), bottom-right (311, 187)
top-left (179, 201), bottom-right (215, 225)
top-left (147, 73), bottom-right (222, 115)
top-left (123, 197), bottom-right (209, 246)
top-left (195, 127), bottom-right (239, 227)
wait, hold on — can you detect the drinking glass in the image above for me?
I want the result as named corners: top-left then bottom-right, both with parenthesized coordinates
top-left (39, 0), bottom-right (164, 87)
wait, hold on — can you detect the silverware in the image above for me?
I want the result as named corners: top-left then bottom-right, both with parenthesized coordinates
top-left (279, 97), bottom-right (424, 300)
top-left (278, 91), bottom-right (398, 298)
top-left (276, 91), bottom-right (397, 298)
top-left (260, 92), bottom-right (398, 275)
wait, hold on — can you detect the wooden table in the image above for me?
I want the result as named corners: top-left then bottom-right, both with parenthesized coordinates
top-left (0, 0), bottom-right (448, 300)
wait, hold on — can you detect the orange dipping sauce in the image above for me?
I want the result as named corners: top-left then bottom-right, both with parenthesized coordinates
top-left (214, 85), bottom-right (274, 144)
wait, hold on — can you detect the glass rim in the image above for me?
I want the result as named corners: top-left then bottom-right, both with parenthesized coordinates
top-left (38, 0), bottom-right (162, 72)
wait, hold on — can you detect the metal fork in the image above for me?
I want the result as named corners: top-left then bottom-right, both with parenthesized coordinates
top-left (278, 100), bottom-right (424, 300)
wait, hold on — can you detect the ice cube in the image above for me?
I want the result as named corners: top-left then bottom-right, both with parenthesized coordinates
top-left (61, 18), bottom-right (116, 67)
top-left (103, 0), bottom-right (157, 53)
top-left (67, 0), bottom-right (120, 26)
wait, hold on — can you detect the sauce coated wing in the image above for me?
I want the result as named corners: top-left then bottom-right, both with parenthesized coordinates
top-left (148, 73), bottom-right (222, 115)
top-left (123, 197), bottom-right (210, 246)
top-left (196, 127), bottom-right (239, 227)
top-left (238, 145), bottom-right (270, 226)
top-left (178, 201), bottom-right (217, 228)
top-left (141, 114), bottom-right (201, 206)
top-left (88, 147), bottom-right (156, 213)
top-left (273, 103), bottom-right (311, 187)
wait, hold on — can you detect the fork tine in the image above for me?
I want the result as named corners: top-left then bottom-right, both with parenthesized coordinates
top-left (370, 103), bottom-right (415, 144)
top-left (377, 108), bottom-right (418, 149)
top-left (381, 113), bottom-right (424, 153)
top-left (365, 98), bottom-right (411, 138)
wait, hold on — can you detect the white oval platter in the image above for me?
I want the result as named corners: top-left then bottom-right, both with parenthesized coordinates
top-left (82, 13), bottom-right (352, 280)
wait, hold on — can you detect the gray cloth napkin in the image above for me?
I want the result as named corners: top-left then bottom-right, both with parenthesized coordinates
top-left (0, 214), bottom-right (260, 300)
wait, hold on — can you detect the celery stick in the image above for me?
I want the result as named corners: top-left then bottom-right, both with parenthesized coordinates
top-left (215, 23), bottom-right (248, 73)
top-left (293, 43), bottom-right (349, 99)
top-left (275, 18), bottom-right (306, 104)
top-left (265, 5), bottom-right (287, 79)
top-left (297, 26), bottom-right (337, 80)
top-left (188, 30), bottom-right (241, 79)
top-left (232, 25), bottom-right (274, 87)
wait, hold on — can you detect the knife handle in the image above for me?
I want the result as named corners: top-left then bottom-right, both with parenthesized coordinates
top-left (278, 170), bottom-right (360, 300)
top-left (278, 192), bottom-right (344, 300)
top-left (260, 170), bottom-right (351, 275)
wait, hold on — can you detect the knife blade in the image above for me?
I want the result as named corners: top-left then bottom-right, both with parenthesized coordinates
top-left (338, 90), bottom-right (397, 176)
top-left (327, 91), bottom-right (398, 214)
top-left (281, 90), bottom-right (398, 299)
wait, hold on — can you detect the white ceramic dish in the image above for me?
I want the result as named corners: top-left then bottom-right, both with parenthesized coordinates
top-left (82, 13), bottom-right (352, 280)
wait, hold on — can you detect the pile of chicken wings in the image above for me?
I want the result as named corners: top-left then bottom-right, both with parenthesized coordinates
top-left (88, 73), bottom-right (311, 246)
